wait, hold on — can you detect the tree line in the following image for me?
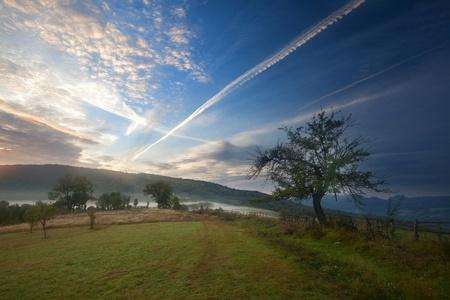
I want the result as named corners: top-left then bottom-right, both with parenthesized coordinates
top-left (0, 175), bottom-right (187, 238)
top-left (0, 200), bottom-right (31, 226)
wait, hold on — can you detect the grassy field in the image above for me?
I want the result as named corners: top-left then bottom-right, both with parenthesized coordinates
top-left (0, 211), bottom-right (449, 299)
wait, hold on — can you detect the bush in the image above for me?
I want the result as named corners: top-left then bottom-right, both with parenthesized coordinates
top-left (0, 201), bottom-right (30, 226)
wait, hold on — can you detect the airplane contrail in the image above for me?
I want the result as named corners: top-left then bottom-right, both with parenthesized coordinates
top-left (124, 0), bottom-right (366, 164)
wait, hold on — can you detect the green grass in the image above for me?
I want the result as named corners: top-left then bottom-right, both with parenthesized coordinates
top-left (230, 217), bottom-right (450, 299)
top-left (1, 218), bottom-right (448, 299)
top-left (0, 221), bottom-right (308, 299)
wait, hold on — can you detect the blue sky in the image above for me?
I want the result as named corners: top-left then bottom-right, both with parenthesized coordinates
top-left (1, 0), bottom-right (449, 197)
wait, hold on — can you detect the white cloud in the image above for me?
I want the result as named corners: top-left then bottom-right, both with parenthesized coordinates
top-left (1, 0), bottom-right (210, 139)
top-left (166, 27), bottom-right (189, 44)
top-left (2, 0), bottom-right (208, 100)
top-left (0, 0), bottom-right (221, 173)
top-left (172, 8), bottom-right (186, 18)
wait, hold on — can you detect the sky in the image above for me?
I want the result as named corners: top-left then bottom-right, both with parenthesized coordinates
top-left (1, 0), bottom-right (449, 198)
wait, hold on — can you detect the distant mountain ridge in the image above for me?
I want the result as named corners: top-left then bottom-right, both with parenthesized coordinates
top-left (0, 164), bottom-right (267, 206)
top-left (301, 195), bottom-right (450, 222)
top-left (1, 164), bottom-right (449, 221)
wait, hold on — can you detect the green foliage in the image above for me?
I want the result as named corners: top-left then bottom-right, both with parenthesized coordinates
top-left (143, 181), bottom-right (180, 209)
top-left (86, 207), bottom-right (96, 229)
top-left (133, 198), bottom-right (139, 208)
top-left (97, 191), bottom-right (130, 210)
top-left (48, 174), bottom-right (94, 211)
top-left (385, 195), bottom-right (404, 243)
top-left (248, 109), bottom-right (388, 224)
top-left (0, 200), bottom-right (9, 224)
top-left (26, 201), bottom-right (57, 238)
top-left (0, 200), bottom-right (31, 226)
top-left (172, 196), bottom-right (181, 210)
top-left (23, 207), bottom-right (40, 232)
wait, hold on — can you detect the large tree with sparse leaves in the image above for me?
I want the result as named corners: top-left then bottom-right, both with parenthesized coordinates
top-left (248, 109), bottom-right (388, 225)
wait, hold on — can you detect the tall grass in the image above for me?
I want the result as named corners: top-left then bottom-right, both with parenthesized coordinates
top-left (229, 215), bottom-right (449, 299)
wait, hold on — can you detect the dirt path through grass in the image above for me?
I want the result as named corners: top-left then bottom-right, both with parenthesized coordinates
top-left (183, 220), bottom-right (306, 298)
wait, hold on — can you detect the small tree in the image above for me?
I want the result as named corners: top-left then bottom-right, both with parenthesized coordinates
top-left (24, 207), bottom-right (39, 233)
top-left (385, 195), bottom-right (404, 243)
top-left (110, 192), bottom-right (125, 210)
top-left (143, 181), bottom-right (174, 209)
top-left (133, 199), bottom-right (139, 208)
top-left (31, 201), bottom-right (57, 239)
top-left (0, 200), bottom-right (9, 225)
top-left (248, 109), bottom-right (388, 225)
top-left (97, 192), bottom-right (111, 210)
top-left (172, 196), bottom-right (182, 210)
top-left (86, 207), bottom-right (96, 229)
top-left (123, 195), bottom-right (131, 209)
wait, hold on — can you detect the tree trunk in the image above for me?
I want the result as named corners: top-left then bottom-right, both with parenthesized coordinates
top-left (312, 191), bottom-right (327, 225)
top-left (42, 220), bottom-right (47, 239)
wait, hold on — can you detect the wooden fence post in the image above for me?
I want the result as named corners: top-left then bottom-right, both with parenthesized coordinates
top-left (414, 219), bottom-right (419, 240)
top-left (437, 220), bottom-right (442, 242)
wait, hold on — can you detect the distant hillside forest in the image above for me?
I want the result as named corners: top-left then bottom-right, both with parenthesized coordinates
top-left (0, 164), bottom-right (267, 206)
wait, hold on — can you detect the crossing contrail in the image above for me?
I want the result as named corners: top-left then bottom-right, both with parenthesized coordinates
top-left (124, 0), bottom-right (366, 164)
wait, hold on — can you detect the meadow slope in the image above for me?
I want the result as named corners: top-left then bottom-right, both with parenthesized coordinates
top-left (1, 211), bottom-right (448, 299)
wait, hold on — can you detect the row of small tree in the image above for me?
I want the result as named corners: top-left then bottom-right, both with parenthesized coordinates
top-left (97, 192), bottom-right (131, 210)
top-left (46, 174), bottom-right (186, 211)
top-left (23, 201), bottom-right (57, 238)
top-left (18, 178), bottom-right (186, 238)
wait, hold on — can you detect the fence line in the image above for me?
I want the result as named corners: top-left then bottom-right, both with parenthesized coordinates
top-left (279, 211), bottom-right (450, 240)
top-left (208, 209), bottom-right (449, 240)
top-left (222, 210), bottom-right (273, 218)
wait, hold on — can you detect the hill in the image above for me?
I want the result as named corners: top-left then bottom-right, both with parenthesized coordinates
top-left (0, 164), bottom-right (267, 206)
top-left (1, 164), bottom-right (448, 221)
top-left (300, 194), bottom-right (450, 222)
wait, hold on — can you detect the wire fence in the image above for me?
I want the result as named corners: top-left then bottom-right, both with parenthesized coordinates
top-left (204, 208), bottom-right (450, 241)
top-left (281, 211), bottom-right (450, 240)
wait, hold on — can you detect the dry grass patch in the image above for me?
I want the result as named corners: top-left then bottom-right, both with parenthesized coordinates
top-left (0, 209), bottom-right (206, 234)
